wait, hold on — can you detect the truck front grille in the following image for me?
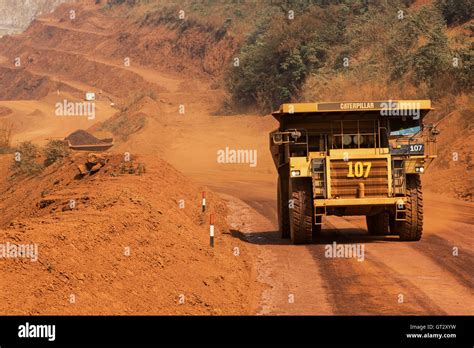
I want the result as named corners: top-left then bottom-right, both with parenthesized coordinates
top-left (329, 158), bottom-right (389, 198)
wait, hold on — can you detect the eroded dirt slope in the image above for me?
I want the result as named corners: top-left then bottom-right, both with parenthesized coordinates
top-left (0, 153), bottom-right (254, 315)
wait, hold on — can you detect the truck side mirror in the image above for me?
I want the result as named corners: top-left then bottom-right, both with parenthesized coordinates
top-left (273, 133), bottom-right (283, 145)
top-left (425, 123), bottom-right (440, 137)
top-left (291, 130), bottom-right (301, 139)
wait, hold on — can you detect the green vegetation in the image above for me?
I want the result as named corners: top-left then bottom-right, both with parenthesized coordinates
top-left (106, 0), bottom-right (473, 112)
top-left (10, 141), bottom-right (43, 177)
top-left (9, 139), bottom-right (70, 178)
top-left (435, 0), bottom-right (474, 25)
top-left (226, 1), bottom-right (472, 111)
top-left (43, 139), bottom-right (70, 167)
top-left (226, 6), bottom-right (332, 111)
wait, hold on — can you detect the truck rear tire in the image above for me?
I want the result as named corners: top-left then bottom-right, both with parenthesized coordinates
top-left (394, 175), bottom-right (423, 241)
top-left (278, 174), bottom-right (290, 238)
top-left (312, 216), bottom-right (322, 238)
top-left (366, 211), bottom-right (389, 235)
top-left (290, 179), bottom-right (313, 244)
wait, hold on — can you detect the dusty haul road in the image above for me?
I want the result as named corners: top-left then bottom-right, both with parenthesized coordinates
top-left (220, 181), bottom-right (474, 315)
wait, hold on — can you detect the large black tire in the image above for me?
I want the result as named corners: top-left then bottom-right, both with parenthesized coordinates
top-left (289, 179), bottom-right (313, 244)
top-left (278, 174), bottom-right (290, 238)
top-left (366, 211), bottom-right (390, 235)
top-left (389, 214), bottom-right (397, 235)
top-left (312, 216), bottom-right (322, 238)
top-left (394, 175), bottom-right (423, 241)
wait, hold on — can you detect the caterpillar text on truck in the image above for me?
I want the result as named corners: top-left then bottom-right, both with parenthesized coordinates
top-left (270, 100), bottom-right (439, 244)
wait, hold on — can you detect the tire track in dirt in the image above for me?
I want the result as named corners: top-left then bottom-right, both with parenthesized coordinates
top-left (205, 175), bottom-right (473, 315)
top-left (410, 234), bottom-right (474, 289)
top-left (320, 216), bottom-right (473, 315)
top-left (224, 194), bottom-right (333, 315)
top-left (232, 188), bottom-right (465, 314)
top-left (340, 208), bottom-right (474, 298)
top-left (312, 218), bottom-right (447, 315)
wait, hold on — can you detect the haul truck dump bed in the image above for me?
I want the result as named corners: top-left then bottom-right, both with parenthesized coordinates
top-left (270, 100), bottom-right (439, 244)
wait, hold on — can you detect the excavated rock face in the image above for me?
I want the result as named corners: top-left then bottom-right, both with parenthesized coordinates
top-left (0, 0), bottom-right (74, 36)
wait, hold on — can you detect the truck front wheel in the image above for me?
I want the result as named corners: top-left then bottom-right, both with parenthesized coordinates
top-left (312, 216), bottom-right (322, 238)
top-left (393, 175), bottom-right (423, 241)
top-left (289, 179), bottom-right (313, 244)
top-left (278, 174), bottom-right (290, 238)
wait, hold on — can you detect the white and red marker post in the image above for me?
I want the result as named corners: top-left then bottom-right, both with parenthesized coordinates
top-left (209, 213), bottom-right (215, 248)
top-left (202, 191), bottom-right (206, 212)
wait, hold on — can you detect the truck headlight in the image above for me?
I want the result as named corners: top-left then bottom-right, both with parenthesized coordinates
top-left (415, 166), bottom-right (424, 173)
top-left (291, 170), bottom-right (301, 177)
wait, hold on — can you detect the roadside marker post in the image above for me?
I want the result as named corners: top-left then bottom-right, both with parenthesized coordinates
top-left (210, 213), bottom-right (215, 248)
top-left (202, 191), bottom-right (206, 212)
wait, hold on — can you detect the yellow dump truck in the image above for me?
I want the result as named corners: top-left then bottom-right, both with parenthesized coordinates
top-left (270, 100), bottom-right (439, 244)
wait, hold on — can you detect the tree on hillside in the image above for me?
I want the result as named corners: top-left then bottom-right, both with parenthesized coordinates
top-left (226, 6), bottom-right (338, 111)
top-left (411, 25), bottom-right (451, 89)
top-left (435, 0), bottom-right (474, 25)
top-left (450, 46), bottom-right (474, 92)
top-left (10, 141), bottom-right (43, 177)
top-left (43, 139), bottom-right (70, 167)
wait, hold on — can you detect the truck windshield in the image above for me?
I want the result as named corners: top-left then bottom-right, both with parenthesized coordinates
top-left (389, 118), bottom-right (421, 136)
